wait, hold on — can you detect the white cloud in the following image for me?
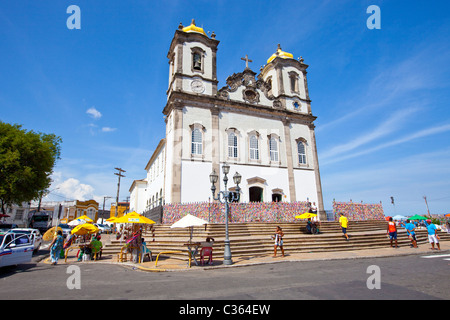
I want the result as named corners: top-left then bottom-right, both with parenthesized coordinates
top-left (55, 178), bottom-right (95, 201)
top-left (102, 127), bottom-right (117, 132)
top-left (322, 147), bottom-right (450, 214)
top-left (86, 107), bottom-right (102, 119)
top-left (320, 107), bottom-right (419, 161)
top-left (321, 123), bottom-right (450, 166)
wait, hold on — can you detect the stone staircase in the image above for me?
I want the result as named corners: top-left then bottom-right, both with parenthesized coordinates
top-left (102, 220), bottom-right (450, 261)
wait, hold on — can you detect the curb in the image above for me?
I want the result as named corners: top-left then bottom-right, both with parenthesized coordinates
top-left (38, 244), bottom-right (450, 272)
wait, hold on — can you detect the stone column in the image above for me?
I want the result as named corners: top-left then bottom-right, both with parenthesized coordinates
top-left (309, 123), bottom-right (326, 220)
top-left (170, 104), bottom-right (183, 203)
top-left (211, 106), bottom-right (220, 191)
top-left (283, 118), bottom-right (296, 202)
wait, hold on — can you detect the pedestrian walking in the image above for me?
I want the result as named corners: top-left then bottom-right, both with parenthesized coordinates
top-left (272, 226), bottom-right (285, 257)
top-left (404, 219), bottom-right (418, 248)
top-left (426, 221), bottom-right (440, 250)
top-left (339, 213), bottom-right (349, 241)
top-left (387, 217), bottom-right (399, 248)
top-left (49, 230), bottom-right (64, 265)
top-left (310, 202), bottom-right (318, 214)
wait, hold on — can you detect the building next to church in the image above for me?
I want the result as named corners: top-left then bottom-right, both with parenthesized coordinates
top-left (129, 20), bottom-right (326, 220)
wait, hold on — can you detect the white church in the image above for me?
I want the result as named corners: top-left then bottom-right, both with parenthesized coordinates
top-left (129, 20), bottom-right (325, 219)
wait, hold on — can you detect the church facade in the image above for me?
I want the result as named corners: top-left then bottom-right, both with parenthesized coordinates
top-left (129, 20), bottom-right (326, 220)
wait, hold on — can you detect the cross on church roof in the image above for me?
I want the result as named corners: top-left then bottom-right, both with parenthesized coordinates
top-left (241, 55), bottom-right (253, 69)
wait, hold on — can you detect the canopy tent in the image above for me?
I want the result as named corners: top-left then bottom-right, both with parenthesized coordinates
top-left (171, 214), bottom-right (208, 243)
top-left (76, 215), bottom-right (93, 223)
top-left (43, 226), bottom-right (62, 241)
top-left (68, 218), bottom-right (86, 226)
top-left (113, 211), bottom-right (155, 224)
top-left (392, 215), bottom-right (407, 220)
top-left (295, 212), bottom-right (317, 219)
top-left (409, 214), bottom-right (428, 220)
top-left (71, 223), bottom-right (99, 235)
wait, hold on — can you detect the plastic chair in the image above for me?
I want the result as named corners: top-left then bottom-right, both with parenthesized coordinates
top-left (200, 247), bottom-right (213, 265)
top-left (140, 243), bottom-right (153, 262)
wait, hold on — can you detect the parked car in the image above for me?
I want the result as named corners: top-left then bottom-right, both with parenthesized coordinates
top-left (10, 228), bottom-right (42, 253)
top-left (0, 231), bottom-right (34, 268)
top-left (58, 224), bottom-right (72, 237)
top-left (94, 223), bottom-right (112, 234)
top-left (0, 224), bottom-right (19, 233)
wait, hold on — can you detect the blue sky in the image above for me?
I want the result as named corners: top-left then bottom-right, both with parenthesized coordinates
top-left (1, 0), bottom-right (449, 216)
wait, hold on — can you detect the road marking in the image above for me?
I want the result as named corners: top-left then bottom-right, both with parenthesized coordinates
top-left (421, 254), bottom-right (450, 259)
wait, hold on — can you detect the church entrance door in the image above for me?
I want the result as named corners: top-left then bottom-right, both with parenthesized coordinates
top-left (249, 186), bottom-right (263, 202)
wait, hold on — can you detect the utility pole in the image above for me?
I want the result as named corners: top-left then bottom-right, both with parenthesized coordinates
top-left (114, 168), bottom-right (126, 217)
top-left (423, 196), bottom-right (431, 217)
top-left (102, 196), bottom-right (113, 223)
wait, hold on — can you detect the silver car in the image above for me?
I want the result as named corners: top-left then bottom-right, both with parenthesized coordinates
top-left (11, 228), bottom-right (42, 253)
top-left (0, 232), bottom-right (34, 267)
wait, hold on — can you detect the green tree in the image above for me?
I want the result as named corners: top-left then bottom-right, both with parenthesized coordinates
top-left (0, 122), bottom-right (62, 214)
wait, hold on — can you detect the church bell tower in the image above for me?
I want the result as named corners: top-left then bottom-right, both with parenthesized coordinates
top-left (166, 19), bottom-right (220, 98)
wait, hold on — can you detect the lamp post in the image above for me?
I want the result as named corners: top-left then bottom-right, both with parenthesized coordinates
top-left (209, 163), bottom-right (241, 265)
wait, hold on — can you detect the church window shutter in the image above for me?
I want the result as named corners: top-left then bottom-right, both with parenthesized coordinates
top-left (191, 128), bottom-right (203, 155)
top-left (269, 138), bottom-right (278, 162)
top-left (289, 71), bottom-right (299, 93)
top-left (228, 133), bottom-right (238, 158)
top-left (298, 141), bottom-right (307, 164)
top-left (249, 135), bottom-right (259, 160)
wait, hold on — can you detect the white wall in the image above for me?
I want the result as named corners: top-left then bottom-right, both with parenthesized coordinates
top-left (180, 160), bottom-right (214, 203)
top-left (294, 169), bottom-right (318, 204)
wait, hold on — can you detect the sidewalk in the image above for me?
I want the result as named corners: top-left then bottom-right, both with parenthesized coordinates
top-left (43, 236), bottom-right (450, 272)
top-left (135, 240), bottom-right (450, 272)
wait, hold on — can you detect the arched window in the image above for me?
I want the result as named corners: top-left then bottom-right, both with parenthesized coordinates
top-left (289, 71), bottom-right (299, 93)
top-left (193, 52), bottom-right (202, 71)
top-left (249, 135), bottom-right (259, 160)
top-left (228, 133), bottom-right (238, 158)
top-left (269, 137), bottom-right (278, 162)
top-left (191, 128), bottom-right (202, 155)
top-left (191, 47), bottom-right (205, 73)
top-left (297, 141), bottom-right (307, 164)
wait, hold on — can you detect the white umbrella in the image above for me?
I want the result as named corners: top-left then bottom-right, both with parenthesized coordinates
top-left (68, 218), bottom-right (87, 226)
top-left (170, 214), bottom-right (208, 243)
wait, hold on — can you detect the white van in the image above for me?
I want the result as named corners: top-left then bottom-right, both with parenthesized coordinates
top-left (0, 232), bottom-right (34, 268)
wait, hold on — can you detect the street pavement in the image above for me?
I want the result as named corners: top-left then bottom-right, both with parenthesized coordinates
top-left (0, 239), bottom-right (449, 302)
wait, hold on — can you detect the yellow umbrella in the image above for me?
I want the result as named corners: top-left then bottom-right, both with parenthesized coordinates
top-left (114, 211), bottom-right (155, 224)
top-left (76, 215), bottom-right (93, 223)
top-left (106, 216), bottom-right (118, 222)
top-left (71, 223), bottom-right (99, 235)
top-left (43, 226), bottom-right (63, 241)
top-left (295, 212), bottom-right (317, 219)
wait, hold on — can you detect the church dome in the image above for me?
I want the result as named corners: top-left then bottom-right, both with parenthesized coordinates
top-left (181, 19), bottom-right (207, 36)
top-left (267, 44), bottom-right (294, 63)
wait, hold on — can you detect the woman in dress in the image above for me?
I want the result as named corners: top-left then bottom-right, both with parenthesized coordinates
top-left (49, 230), bottom-right (64, 265)
top-left (272, 226), bottom-right (285, 257)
